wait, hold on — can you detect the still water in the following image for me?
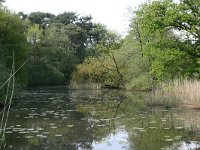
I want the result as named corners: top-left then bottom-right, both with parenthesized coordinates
top-left (2, 87), bottom-right (200, 149)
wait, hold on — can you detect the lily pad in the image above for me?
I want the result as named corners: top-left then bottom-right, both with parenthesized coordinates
top-left (165, 138), bottom-right (173, 142)
top-left (55, 134), bottom-right (62, 137)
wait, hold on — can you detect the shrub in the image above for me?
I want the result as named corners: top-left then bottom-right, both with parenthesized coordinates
top-left (28, 60), bottom-right (65, 86)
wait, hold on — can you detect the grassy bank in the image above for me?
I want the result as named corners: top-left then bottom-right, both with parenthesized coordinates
top-left (70, 79), bottom-right (200, 108)
top-left (151, 79), bottom-right (200, 108)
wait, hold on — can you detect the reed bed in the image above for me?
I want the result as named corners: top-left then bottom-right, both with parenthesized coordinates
top-left (69, 81), bottom-right (102, 90)
top-left (152, 79), bottom-right (200, 107)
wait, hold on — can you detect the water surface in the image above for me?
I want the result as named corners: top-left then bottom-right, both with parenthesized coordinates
top-left (2, 87), bottom-right (200, 149)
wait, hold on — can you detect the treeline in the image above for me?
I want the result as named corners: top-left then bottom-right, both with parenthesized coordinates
top-left (0, 1), bottom-right (114, 91)
top-left (25, 12), bottom-right (109, 86)
top-left (0, 0), bottom-right (200, 94)
top-left (72, 0), bottom-right (200, 90)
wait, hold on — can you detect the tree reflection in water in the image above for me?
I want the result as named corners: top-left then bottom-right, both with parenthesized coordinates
top-left (2, 88), bottom-right (200, 150)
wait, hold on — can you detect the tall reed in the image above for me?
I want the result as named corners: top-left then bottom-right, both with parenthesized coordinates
top-left (152, 79), bottom-right (200, 107)
top-left (69, 81), bottom-right (102, 90)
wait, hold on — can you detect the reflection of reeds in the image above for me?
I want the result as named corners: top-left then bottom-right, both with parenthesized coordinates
top-left (152, 79), bottom-right (200, 107)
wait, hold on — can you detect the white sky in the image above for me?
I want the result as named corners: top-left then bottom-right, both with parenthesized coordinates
top-left (5, 0), bottom-right (145, 35)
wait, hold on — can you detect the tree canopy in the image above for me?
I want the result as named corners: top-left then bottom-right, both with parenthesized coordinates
top-left (72, 0), bottom-right (200, 89)
top-left (1, 0), bottom-right (200, 91)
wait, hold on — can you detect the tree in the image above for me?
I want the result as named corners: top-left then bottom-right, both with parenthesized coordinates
top-left (28, 12), bottom-right (55, 30)
top-left (27, 24), bottom-right (43, 45)
top-left (0, 0), bottom-right (5, 4)
top-left (137, 0), bottom-right (200, 57)
top-left (132, 0), bottom-right (200, 81)
top-left (25, 11), bottom-right (117, 85)
top-left (53, 12), bottom-right (77, 25)
top-left (0, 8), bottom-right (28, 85)
top-left (53, 12), bottom-right (98, 59)
top-left (28, 60), bottom-right (65, 86)
top-left (18, 12), bottom-right (28, 20)
top-left (72, 31), bottom-right (127, 88)
top-left (0, 7), bottom-right (28, 102)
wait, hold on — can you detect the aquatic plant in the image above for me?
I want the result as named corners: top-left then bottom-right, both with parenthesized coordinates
top-left (151, 79), bottom-right (200, 107)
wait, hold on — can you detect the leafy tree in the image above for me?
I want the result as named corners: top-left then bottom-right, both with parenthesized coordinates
top-left (72, 31), bottom-right (128, 88)
top-left (0, 8), bottom-right (28, 85)
top-left (132, 0), bottom-right (200, 82)
top-left (28, 12), bottom-right (55, 29)
top-left (53, 12), bottom-right (77, 25)
top-left (52, 12), bottom-right (105, 58)
top-left (43, 23), bottom-right (80, 81)
top-left (0, 0), bottom-right (5, 4)
top-left (18, 12), bottom-right (28, 20)
top-left (90, 23), bottom-right (108, 44)
top-left (22, 10), bottom-right (123, 86)
top-left (27, 24), bottom-right (43, 45)
top-left (28, 60), bottom-right (64, 86)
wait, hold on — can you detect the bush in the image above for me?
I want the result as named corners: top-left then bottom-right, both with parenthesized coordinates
top-left (28, 60), bottom-right (65, 86)
top-left (72, 57), bottom-right (105, 84)
top-left (126, 74), bottom-right (152, 91)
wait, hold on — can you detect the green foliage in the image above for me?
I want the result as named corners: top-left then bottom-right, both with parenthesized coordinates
top-left (72, 57), bottom-right (105, 83)
top-left (38, 23), bottom-right (81, 82)
top-left (27, 24), bottom-right (43, 45)
top-left (0, 7), bottom-right (28, 86)
top-left (28, 12), bottom-right (55, 29)
top-left (72, 31), bottom-right (128, 88)
top-left (25, 11), bottom-right (109, 85)
top-left (28, 60), bottom-right (65, 86)
top-left (126, 74), bottom-right (151, 91)
top-left (128, 0), bottom-right (200, 86)
top-left (2, 0), bottom-right (199, 89)
top-left (0, 0), bottom-right (4, 4)
top-left (53, 12), bottom-right (77, 25)
top-left (73, 0), bottom-right (200, 90)
top-left (121, 32), bottom-right (151, 90)
top-left (72, 28), bottom-right (151, 89)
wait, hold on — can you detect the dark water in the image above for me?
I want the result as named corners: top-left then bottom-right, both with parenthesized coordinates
top-left (2, 87), bottom-right (200, 150)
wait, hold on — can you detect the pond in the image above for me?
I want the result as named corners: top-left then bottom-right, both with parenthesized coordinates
top-left (2, 87), bottom-right (200, 149)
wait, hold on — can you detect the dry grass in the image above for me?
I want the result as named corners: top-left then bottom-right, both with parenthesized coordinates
top-left (152, 79), bottom-right (200, 107)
